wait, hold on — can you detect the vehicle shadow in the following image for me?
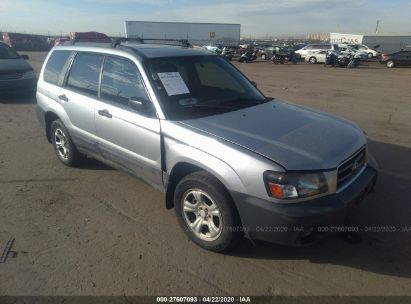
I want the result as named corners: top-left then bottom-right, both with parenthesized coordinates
top-left (81, 158), bottom-right (114, 171)
top-left (229, 139), bottom-right (411, 279)
top-left (0, 92), bottom-right (36, 104)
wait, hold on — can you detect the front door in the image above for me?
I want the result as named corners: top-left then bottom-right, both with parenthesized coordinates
top-left (94, 55), bottom-right (162, 188)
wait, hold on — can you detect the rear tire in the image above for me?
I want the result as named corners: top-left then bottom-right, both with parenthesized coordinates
top-left (50, 119), bottom-right (84, 167)
top-left (386, 60), bottom-right (395, 68)
top-left (261, 54), bottom-right (266, 60)
top-left (309, 57), bottom-right (317, 64)
top-left (368, 52), bottom-right (373, 59)
top-left (174, 171), bottom-right (241, 252)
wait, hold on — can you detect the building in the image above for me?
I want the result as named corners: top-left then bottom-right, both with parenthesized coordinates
top-left (330, 33), bottom-right (411, 54)
top-left (305, 33), bottom-right (330, 41)
top-left (124, 21), bottom-right (241, 46)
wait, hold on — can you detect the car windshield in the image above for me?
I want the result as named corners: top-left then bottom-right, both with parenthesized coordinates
top-left (144, 55), bottom-right (268, 120)
top-left (0, 43), bottom-right (21, 59)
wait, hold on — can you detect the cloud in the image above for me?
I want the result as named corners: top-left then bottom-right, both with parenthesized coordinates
top-left (0, 0), bottom-right (410, 37)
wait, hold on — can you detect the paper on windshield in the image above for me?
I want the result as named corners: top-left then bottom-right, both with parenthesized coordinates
top-left (157, 72), bottom-right (190, 96)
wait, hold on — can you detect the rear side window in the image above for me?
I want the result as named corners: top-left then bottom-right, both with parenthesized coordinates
top-left (66, 53), bottom-right (104, 96)
top-left (101, 56), bottom-right (148, 105)
top-left (43, 51), bottom-right (71, 85)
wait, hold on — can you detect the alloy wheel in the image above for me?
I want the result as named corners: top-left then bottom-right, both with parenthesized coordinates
top-left (54, 128), bottom-right (70, 160)
top-left (182, 189), bottom-right (223, 241)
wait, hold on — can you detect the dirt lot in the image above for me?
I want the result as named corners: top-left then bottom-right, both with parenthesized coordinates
top-left (0, 52), bottom-right (410, 296)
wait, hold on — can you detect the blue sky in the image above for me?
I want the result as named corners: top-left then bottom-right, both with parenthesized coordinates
top-left (0, 0), bottom-right (410, 37)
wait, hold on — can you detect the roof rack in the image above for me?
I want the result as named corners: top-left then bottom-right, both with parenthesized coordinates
top-left (111, 37), bottom-right (191, 48)
top-left (61, 39), bottom-right (112, 47)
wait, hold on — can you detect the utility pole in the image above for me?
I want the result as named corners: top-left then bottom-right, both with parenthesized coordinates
top-left (375, 20), bottom-right (380, 34)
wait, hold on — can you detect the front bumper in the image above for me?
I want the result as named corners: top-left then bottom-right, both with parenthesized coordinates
top-left (231, 160), bottom-right (378, 245)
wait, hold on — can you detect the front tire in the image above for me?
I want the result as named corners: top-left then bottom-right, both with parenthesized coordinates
top-left (309, 57), bottom-right (317, 64)
top-left (261, 54), bottom-right (266, 60)
top-left (50, 119), bottom-right (84, 167)
top-left (368, 52), bottom-right (373, 59)
top-left (386, 60), bottom-right (395, 68)
top-left (174, 171), bottom-right (241, 252)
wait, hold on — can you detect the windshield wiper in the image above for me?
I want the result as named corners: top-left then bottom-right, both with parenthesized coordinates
top-left (218, 97), bottom-right (269, 107)
top-left (185, 102), bottom-right (235, 109)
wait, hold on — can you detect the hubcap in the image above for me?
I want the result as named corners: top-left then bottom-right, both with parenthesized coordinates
top-left (54, 128), bottom-right (70, 160)
top-left (182, 189), bottom-right (223, 241)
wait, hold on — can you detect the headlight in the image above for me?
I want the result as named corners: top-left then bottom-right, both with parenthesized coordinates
top-left (22, 70), bottom-right (36, 79)
top-left (263, 171), bottom-right (328, 200)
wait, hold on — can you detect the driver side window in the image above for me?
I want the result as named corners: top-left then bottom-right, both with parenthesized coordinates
top-left (101, 56), bottom-right (149, 106)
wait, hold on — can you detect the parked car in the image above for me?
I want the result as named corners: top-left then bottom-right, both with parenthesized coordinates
top-left (306, 46), bottom-right (366, 64)
top-left (0, 41), bottom-right (37, 95)
top-left (347, 44), bottom-right (379, 58)
top-left (36, 41), bottom-right (378, 252)
top-left (306, 50), bottom-right (327, 64)
top-left (295, 44), bottom-right (339, 58)
top-left (380, 50), bottom-right (411, 68)
top-left (260, 45), bottom-right (282, 60)
top-left (339, 45), bottom-right (368, 59)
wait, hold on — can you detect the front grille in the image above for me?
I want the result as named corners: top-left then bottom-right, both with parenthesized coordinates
top-left (337, 147), bottom-right (367, 189)
top-left (0, 72), bottom-right (23, 81)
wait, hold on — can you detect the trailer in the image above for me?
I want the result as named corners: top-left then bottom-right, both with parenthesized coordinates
top-left (330, 33), bottom-right (411, 54)
top-left (124, 21), bottom-right (241, 46)
top-left (1, 32), bottom-right (50, 51)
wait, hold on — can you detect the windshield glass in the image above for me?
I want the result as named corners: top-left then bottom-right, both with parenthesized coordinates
top-left (0, 43), bottom-right (21, 59)
top-left (144, 55), bottom-right (267, 120)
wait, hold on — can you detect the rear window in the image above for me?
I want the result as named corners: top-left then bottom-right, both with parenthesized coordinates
top-left (66, 53), bottom-right (104, 96)
top-left (316, 45), bottom-right (331, 50)
top-left (44, 51), bottom-right (72, 85)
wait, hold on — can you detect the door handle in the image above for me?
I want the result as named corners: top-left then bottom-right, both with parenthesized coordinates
top-left (58, 94), bottom-right (69, 102)
top-left (98, 109), bottom-right (112, 118)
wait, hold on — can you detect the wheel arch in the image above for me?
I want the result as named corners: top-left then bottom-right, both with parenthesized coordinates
top-left (165, 161), bottom-right (244, 235)
top-left (165, 155), bottom-right (246, 211)
top-left (45, 111), bottom-right (61, 143)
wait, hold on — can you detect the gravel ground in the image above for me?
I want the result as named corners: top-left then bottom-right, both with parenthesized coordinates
top-left (0, 52), bottom-right (410, 296)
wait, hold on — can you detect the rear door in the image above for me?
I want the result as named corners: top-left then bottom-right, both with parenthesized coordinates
top-left (94, 55), bottom-right (162, 187)
top-left (393, 51), bottom-right (407, 66)
top-left (59, 52), bottom-right (104, 153)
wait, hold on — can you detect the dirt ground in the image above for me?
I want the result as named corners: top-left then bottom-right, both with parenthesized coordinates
top-left (0, 52), bottom-right (410, 296)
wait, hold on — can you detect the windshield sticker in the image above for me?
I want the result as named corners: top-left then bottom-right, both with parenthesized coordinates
top-left (157, 72), bottom-right (190, 96)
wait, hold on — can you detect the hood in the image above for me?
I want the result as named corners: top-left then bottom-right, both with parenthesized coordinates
top-left (180, 101), bottom-right (366, 170)
top-left (0, 58), bottom-right (32, 72)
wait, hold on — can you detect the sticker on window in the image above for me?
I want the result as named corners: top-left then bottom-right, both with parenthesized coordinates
top-left (157, 72), bottom-right (190, 96)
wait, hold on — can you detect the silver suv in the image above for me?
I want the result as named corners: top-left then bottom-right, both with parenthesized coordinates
top-left (35, 40), bottom-right (378, 252)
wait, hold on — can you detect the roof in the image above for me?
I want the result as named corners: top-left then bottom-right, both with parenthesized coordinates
top-left (54, 43), bottom-right (212, 59)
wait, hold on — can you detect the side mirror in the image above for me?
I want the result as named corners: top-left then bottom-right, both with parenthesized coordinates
top-left (129, 97), bottom-right (147, 113)
top-left (250, 81), bottom-right (257, 88)
top-left (21, 55), bottom-right (29, 60)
